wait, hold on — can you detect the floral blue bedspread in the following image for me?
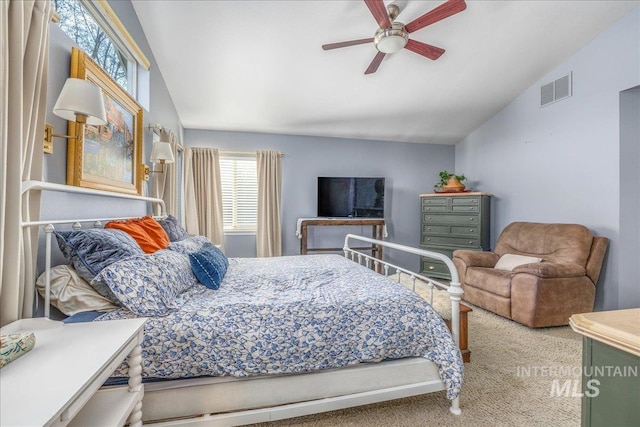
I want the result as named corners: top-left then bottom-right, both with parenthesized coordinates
top-left (97, 254), bottom-right (463, 399)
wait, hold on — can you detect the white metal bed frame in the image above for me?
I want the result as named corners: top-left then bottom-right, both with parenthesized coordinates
top-left (21, 181), bottom-right (464, 426)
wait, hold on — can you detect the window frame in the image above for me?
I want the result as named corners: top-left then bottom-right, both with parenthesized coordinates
top-left (219, 153), bottom-right (258, 234)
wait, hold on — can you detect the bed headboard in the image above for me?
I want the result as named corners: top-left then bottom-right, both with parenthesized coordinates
top-left (21, 180), bottom-right (167, 318)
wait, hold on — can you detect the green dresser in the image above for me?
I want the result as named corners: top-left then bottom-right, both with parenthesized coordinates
top-left (419, 192), bottom-right (491, 279)
top-left (570, 309), bottom-right (640, 427)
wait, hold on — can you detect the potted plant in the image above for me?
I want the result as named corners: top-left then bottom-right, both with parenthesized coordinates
top-left (434, 170), bottom-right (467, 192)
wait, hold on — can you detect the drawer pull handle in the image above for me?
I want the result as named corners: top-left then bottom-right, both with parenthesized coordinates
top-left (427, 238), bottom-right (431, 241)
top-left (427, 227), bottom-right (431, 231)
top-left (428, 217), bottom-right (431, 220)
top-left (428, 266), bottom-right (435, 270)
top-left (469, 241), bottom-right (473, 244)
top-left (470, 229), bottom-right (474, 232)
top-left (427, 208), bottom-right (430, 211)
top-left (469, 207), bottom-right (473, 210)
top-left (470, 217), bottom-right (474, 220)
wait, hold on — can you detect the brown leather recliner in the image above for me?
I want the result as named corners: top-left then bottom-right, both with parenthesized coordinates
top-left (453, 222), bottom-right (609, 328)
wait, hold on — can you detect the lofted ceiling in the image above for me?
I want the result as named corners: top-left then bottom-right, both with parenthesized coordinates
top-left (131, 0), bottom-right (638, 145)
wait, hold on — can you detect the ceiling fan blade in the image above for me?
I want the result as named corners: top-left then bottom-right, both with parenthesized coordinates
top-left (365, 51), bottom-right (386, 74)
top-left (364, 0), bottom-right (392, 29)
top-left (322, 38), bottom-right (374, 50)
top-left (404, 39), bottom-right (445, 60)
top-left (405, 0), bottom-right (467, 34)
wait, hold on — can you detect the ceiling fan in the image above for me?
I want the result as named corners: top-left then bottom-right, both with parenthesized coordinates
top-left (322, 0), bottom-right (467, 74)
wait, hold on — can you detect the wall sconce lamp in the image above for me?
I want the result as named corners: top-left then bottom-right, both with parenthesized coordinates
top-left (44, 78), bottom-right (107, 154)
top-left (143, 133), bottom-right (175, 181)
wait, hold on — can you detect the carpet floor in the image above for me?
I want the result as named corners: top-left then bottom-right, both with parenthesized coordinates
top-left (250, 277), bottom-right (583, 427)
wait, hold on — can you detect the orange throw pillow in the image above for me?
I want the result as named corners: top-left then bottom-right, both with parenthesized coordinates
top-left (137, 216), bottom-right (170, 249)
top-left (105, 216), bottom-right (170, 254)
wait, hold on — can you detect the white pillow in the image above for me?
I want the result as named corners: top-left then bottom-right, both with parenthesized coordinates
top-left (494, 254), bottom-right (542, 271)
top-left (36, 265), bottom-right (118, 316)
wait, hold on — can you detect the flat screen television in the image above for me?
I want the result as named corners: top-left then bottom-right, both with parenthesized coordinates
top-left (317, 177), bottom-right (385, 218)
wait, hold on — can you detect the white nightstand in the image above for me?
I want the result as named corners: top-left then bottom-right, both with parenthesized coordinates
top-left (0, 317), bottom-right (146, 427)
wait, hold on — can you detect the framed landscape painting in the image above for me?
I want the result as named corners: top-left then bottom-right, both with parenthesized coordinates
top-left (66, 47), bottom-right (143, 195)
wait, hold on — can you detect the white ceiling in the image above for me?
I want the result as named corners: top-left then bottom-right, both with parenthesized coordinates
top-left (131, 0), bottom-right (638, 145)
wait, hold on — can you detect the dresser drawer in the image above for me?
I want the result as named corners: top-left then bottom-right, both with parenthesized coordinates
top-left (422, 224), bottom-right (450, 235)
top-left (452, 204), bottom-right (479, 213)
top-left (420, 258), bottom-right (451, 276)
top-left (422, 205), bottom-right (449, 213)
top-left (422, 224), bottom-right (480, 239)
top-left (420, 247), bottom-right (455, 279)
top-left (420, 225), bottom-right (480, 245)
top-left (451, 197), bottom-right (479, 206)
top-left (450, 225), bottom-right (479, 236)
top-left (422, 197), bottom-right (448, 206)
top-left (423, 214), bottom-right (479, 225)
top-left (422, 235), bottom-right (480, 247)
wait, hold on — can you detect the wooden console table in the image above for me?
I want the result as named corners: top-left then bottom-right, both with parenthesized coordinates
top-left (297, 218), bottom-right (385, 260)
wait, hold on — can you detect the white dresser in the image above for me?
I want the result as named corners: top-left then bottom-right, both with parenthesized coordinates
top-left (0, 317), bottom-right (146, 427)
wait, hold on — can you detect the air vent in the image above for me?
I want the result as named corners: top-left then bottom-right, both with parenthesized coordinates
top-left (540, 72), bottom-right (572, 107)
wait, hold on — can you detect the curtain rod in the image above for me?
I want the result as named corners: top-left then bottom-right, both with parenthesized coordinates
top-left (219, 150), bottom-right (285, 157)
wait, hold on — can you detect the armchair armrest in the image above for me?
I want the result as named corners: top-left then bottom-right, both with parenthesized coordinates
top-left (453, 250), bottom-right (499, 268)
top-left (513, 262), bottom-right (586, 278)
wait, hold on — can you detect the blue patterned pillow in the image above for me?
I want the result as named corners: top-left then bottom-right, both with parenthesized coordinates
top-left (189, 243), bottom-right (228, 289)
top-left (55, 229), bottom-right (143, 303)
top-left (168, 235), bottom-right (210, 255)
top-left (93, 250), bottom-right (198, 316)
top-left (157, 215), bottom-right (189, 242)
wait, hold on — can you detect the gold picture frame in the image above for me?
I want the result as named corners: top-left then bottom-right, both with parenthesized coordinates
top-left (66, 47), bottom-right (143, 195)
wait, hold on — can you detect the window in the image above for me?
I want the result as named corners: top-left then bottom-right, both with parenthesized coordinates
top-left (55, 0), bottom-right (131, 91)
top-left (54, 0), bottom-right (150, 99)
top-left (220, 155), bottom-right (257, 232)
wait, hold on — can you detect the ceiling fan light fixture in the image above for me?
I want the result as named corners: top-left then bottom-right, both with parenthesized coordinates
top-left (374, 22), bottom-right (409, 54)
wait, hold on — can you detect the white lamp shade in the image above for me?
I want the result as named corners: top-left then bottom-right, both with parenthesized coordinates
top-left (53, 78), bottom-right (107, 126)
top-left (150, 141), bottom-right (175, 163)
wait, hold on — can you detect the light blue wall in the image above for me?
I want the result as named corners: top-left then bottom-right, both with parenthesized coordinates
top-left (455, 7), bottom-right (640, 311)
top-left (184, 130), bottom-right (454, 270)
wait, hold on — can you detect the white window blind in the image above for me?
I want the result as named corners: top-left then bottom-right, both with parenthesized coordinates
top-left (220, 155), bottom-right (257, 232)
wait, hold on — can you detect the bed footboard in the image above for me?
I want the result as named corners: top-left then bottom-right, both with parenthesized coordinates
top-left (343, 233), bottom-right (463, 415)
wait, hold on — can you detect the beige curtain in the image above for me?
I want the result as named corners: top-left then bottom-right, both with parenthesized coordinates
top-left (151, 129), bottom-right (178, 216)
top-left (1, 0), bottom-right (52, 326)
top-left (256, 150), bottom-right (282, 257)
top-left (183, 147), bottom-right (224, 248)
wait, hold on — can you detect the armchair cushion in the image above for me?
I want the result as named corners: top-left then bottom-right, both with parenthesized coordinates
top-left (465, 268), bottom-right (514, 298)
top-left (494, 254), bottom-right (542, 271)
top-left (513, 262), bottom-right (586, 278)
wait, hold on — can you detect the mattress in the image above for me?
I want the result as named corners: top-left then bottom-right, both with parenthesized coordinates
top-left (93, 254), bottom-right (463, 399)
